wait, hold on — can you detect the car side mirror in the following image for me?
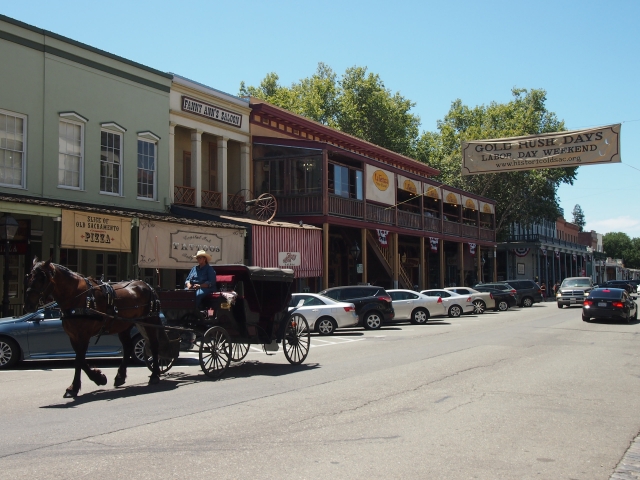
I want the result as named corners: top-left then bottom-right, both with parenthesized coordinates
top-left (33, 312), bottom-right (45, 321)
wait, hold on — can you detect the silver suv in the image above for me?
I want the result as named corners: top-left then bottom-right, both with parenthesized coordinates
top-left (556, 277), bottom-right (594, 308)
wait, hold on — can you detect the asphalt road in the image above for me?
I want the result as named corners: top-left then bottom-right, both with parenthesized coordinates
top-left (1, 302), bottom-right (640, 479)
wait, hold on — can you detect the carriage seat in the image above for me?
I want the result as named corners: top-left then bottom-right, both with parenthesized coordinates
top-left (202, 275), bottom-right (237, 309)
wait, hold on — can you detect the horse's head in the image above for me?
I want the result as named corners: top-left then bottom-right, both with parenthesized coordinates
top-left (24, 257), bottom-right (56, 313)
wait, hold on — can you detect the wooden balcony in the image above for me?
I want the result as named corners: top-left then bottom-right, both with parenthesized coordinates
top-left (202, 190), bottom-right (222, 210)
top-left (424, 215), bottom-right (441, 233)
top-left (329, 195), bottom-right (364, 218)
top-left (366, 203), bottom-right (393, 225)
top-left (397, 210), bottom-right (422, 230)
top-left (174, 186), bottom-right (195, 206)
top-left (480, 228), bottom-right (495, 241)
top-left (461, 224), bottom-right (478, 238)
top-left (277, 195), bottom-right (323, 215)
top-left (443, 220), bottom-right (461, 236)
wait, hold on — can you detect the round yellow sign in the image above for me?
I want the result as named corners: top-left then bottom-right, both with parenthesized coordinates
top-left (373, 170), bottom-right (390, 191)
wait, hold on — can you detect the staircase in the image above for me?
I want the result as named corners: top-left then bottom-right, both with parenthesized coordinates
top-left (366, 230), bottom-right (412, 289)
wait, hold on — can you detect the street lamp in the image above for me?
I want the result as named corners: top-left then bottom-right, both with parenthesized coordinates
top-left (0, 214), bottom-right (19, 318)
top-left (350, 242), bottom-right (361, 262)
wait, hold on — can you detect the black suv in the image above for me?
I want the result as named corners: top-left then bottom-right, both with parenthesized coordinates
top-left (598, 280), bottom-right (635, 294)
top-left (503, 279), bottom-right (543, 307)
top-left (318, 286), bottom-right (395, 330)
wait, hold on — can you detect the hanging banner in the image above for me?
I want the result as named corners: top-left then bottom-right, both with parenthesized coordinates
top-left (462, 195), bottom-right (478, 210)
top-left (397, 174), bottom-right (422, 195)
top-left (377, 229), bottom-right (389, 248)
top-left (423, 184), bottom-right (441, 200)
top-left (469, 243), bottom-right (477, 256)
top-left (479, 201), bottom-right (495, 215)
top-left (429, 237), bottom-right (439, 253)
top-left (61, 210), bottom-right (131, 252)
top-left (540, 247), bottom-right (547, 256)
top-left (442, 189), bottom-right (461, 205)
top-left (138, 219), bottom-right (244, 269)
top-left (462, 124), bottom-right (621, 175)
top-left (573, 254), bottom-right (577, 262)
top-left (555, 250), bottom-right (560, 259)
top-left (513, 247), bottom-right (530, 257)
top-left (365, 165), bottom-right (395, 205)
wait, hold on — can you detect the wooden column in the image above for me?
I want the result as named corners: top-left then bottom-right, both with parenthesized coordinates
top-left (493, 249), bottom-right (497, 282)
top-left (323, 223), bottom-right (329, 290)
top-left (419, 236), bottom-right (425, 290)
top-left (217, 136), bottom-right (228, 210)
top-left (477, 245), bottom-right (482, 284)
top-left (191, 130), bottom-right (203, 208)
top-left (459, 242), bottom-right (464, 286)
top-left (392, 232), bottom-right (399, 289)
top-left (439, 239), bottom-right (445, 288)
top-left (361, 228), bottom-right (367, 284)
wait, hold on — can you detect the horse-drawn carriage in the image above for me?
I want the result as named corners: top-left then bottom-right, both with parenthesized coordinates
top-left (157, 264), bottom-right (310, 379)
top-left (23, 260), bottom-right (310, 398)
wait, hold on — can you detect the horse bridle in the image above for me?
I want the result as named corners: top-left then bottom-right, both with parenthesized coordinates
top-left (26, 265), bottom-right (56, 306)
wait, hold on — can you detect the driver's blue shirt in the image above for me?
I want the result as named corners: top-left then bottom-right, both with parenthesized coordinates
top-left (185, 264), bottom-right (216, 308)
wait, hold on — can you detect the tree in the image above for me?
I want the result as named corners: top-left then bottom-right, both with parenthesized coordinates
top-left (415, 88), bottom-right (578, 237)
top-left (603, 232), bottom-right (632, 261)
top-left (572, 204), bottom-right (586, 232)
top-left (240, 63), bottom-right (420, 156)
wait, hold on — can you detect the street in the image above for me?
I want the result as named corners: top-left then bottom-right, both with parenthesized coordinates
top-left (1, 303), bottom-right (640, 479)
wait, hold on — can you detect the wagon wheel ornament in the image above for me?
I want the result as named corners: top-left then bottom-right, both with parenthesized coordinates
top-left (229, 189), bottom-right (253, 214)
top-left (246, 193), bottom-right (278, 223)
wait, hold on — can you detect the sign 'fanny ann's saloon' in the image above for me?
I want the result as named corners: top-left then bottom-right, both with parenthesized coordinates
top-left (181, 96), bottom-right (242, 128)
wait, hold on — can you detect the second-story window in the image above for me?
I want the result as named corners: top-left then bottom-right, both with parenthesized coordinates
top-left (329, 163), bottom-right (362, 200)
top-left (137, 139), bottom-right (156, 200)
top-left (58, 118), bottom-right (84, 189)
top-left (100, 130), bottom-right (122, 195)
top-left (0, 109), bottom-right (26, 188)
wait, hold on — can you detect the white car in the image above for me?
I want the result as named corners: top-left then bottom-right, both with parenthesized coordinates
top-left (289, 293), bottom-right (359, 335)
top-left (387, 289), bottom-right (447, 324)
top-left (419, 289), bottom-right (475, 318)
top-left (444, 287), bottom-right (496, 314)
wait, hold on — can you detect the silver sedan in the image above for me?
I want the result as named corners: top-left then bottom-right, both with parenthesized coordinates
top-left (444, 287), bottom-right (496, 314)
top-left (289, 293), bottom-right (359, 336)
top-left (420, 289), bottom-right (475, 318)
top-left (387, 289), bottom-right (447, 324)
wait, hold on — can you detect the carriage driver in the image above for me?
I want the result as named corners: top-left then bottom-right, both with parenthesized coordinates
top-left (185, 250), bottom-right (217, 309)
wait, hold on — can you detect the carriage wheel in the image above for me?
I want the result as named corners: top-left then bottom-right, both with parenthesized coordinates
top-left (231, 342), bottom-right (250, 362)
top-left (144, 355), bottom-right (175, 374)
top-left (229, 189), bottom-right (253, 214)
top-left (254, 193), bottom-right (277, 223)
top-left (199, 326), bottom-right (231, 379)
top-left (283, 313), bottom-right (310, 365)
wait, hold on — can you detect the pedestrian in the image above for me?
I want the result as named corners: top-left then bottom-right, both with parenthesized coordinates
top-left (185, 250), bottom-right (217, 309)
top-left (540, 282), bottom-right (546, 300)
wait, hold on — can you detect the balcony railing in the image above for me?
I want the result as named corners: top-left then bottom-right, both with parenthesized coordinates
top-left (504, 233), bottom-right (586, 250)
top-left (366, 203), bottom-right (393, 225)
top-left (277, 195), bottom-right (323, 215)
top-left (461, 224), bottom-right (478, 238)
top-left (480, 228), bottom-right (495, 241)
top-left (424, 215), bottom-right (441, 233)
top-left (397, 210), bottom-right (422, 230)
top-left (202, 190), bottom-right (222, 210)
top-left (443, 220), bottom-right (461, 236)
top-left (329, 195), bottom-right (364, 218)
top-left (174, 186), bottom-right (195, 206)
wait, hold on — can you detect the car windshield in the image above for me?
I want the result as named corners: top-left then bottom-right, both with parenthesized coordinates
top-left (562, 279), bottom-right (591, 287)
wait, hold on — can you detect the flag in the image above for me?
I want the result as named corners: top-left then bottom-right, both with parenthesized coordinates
top-left (572, 254), bottom-right (577, 262)
top-left (469, 243), bottom-right (477, 256)
top-left (513, 247), bottom-right (530, 257)
top-left (429, 237), bottom-right (439, 253)
top-left (376, 229), bottom-right (389, 248)
top-left (540, 248), bottom-right (547, 256)
top-left (555, 250), bottom-right (560, 259)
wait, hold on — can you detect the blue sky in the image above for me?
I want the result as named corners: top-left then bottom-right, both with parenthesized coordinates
top-left (4, 0), bottom-right (639, 237)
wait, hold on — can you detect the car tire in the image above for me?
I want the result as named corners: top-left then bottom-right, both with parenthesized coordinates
top-left (411, 308), bottom-right (429, 325)
top-left (557, 302), bottom-right (563, 309)
top-left (522, 297), bottom-right (533, 308)
top-left (448, 305), bottom-right (462, 318)
top-left (363, 311), bottom-right (383, 330)
top-left (582, 313), bottom-right (590, 322)
top-left (497, 301), bottom-right (509, 312)
top-left (316, 317), bottom-right (337, 336)
top-left (0, 336), bottom-right (20, 369)
top-left (473, 300), bottom-right (486, 314)
top-left (131, 334), bottom-right (146, 365)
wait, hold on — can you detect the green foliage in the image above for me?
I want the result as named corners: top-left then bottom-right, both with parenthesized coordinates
top-left (571, 204), bottom-right (586, 232)
top-left (415, 88), bottom-right (578, 237)
top-left (239, 63), bottom-right (420, 156)
top-left (602, 232), bottom-right (640, 268)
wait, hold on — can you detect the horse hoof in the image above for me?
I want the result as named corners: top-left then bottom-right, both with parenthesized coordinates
top-left (114, 375), bottom-right (126, 387)
top-left (148, 374), bottom-right (160, 385)
top-left (97, 373), bottom-right (108, 386)
top-left (64, 389), bottom-right (78, 399)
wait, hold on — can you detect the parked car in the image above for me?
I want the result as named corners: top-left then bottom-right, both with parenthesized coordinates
top-left (501, 279), bottom-right (543, 307)
top-left (318, 286), bottom-right (395, 330)
top-left (474, 282), bottom-right (520, 305)
top-left (289, 293), bottom-right (358, 335)
top-left (419, 289), bottom-right (474, 317)
top-left (473, 286), bottom-right (518, 311)
top-left (582, 288), bottom-right (637, 323)
top-left (0, 304), bottom-right (175, 369)
top-left (597, 280), bottom-right (635, 294)
top-left (444, 287), bottom-right (496, 314)
top-left (556, 277), bottom-right (594, 308)
top-left (387, 289), bottom-right (446, 324)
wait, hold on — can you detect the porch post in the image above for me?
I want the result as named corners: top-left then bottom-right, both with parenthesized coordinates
top-left (392, 232), bottom-right (399, 289)
top-left (169, 122), bottom-right (176, 204)
top-left (323, 223), bottom-right (329, 290)
top-left (493, 248), bottom-right (497, 282)
top-left (361, 228), bottom-right (367, 284)
top-left (191, 129), bottom-right (203, 208)
top-left (240, 143), bottom-right (251, 192)
top-left (217, 137), bottom-right (229, 210)
top-left (459, 242), bottom-right (464, 286)
top-left (419, 236), bottom-right (425, 290)
top-left (439, 239), bottom-right (445, 288)
top-left (477, 245), bottom-right (482, 284)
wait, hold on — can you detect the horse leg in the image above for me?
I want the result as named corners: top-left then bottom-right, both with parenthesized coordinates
top-left (64, 338), bottom-right (107, 397)
top-left (114, 330), bottom-right (133, 387)
top-left (64, 346), bottom-right (84, 398)
top-left (147, 329), bottom-right (161, 385)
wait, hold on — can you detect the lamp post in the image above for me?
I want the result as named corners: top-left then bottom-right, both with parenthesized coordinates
top-left (0, 214), bottom-right (19, 318)
top-left (350, 242), bottom-right (361, 284)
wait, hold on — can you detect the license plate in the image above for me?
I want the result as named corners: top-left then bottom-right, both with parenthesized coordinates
top-left (598, 302), bottom-right (607, 307)
top-left (570, 298), bottom-right (576, 303)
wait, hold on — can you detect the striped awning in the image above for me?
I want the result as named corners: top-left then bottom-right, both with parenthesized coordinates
top-left (252, 225), bottom-right (323, 278)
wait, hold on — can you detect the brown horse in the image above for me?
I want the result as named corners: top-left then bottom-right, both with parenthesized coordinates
top-left (24, 258), bottom-right (164, 398)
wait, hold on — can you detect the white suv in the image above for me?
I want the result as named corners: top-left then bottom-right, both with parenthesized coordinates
top-left (556, 277), bottom-right (594, 308)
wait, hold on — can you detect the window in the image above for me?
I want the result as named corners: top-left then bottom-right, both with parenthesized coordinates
top-left (60, 249), bottom-right (79, 271)
top-left (137, 139), bottom-right (156, 199)
top-left (58, 118), bottom-right (83, 188)
top-left (96, 253), bottom-right (118, 281)
top-left (100, 130), bottom-right (122, 194)
top-left (0, 109), bottom-right (26, 187)
top-left (329, 163), bottom-right (363, 199)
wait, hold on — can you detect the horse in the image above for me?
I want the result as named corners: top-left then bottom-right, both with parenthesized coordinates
top-left (24, 258), bottom-right (165, 398)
